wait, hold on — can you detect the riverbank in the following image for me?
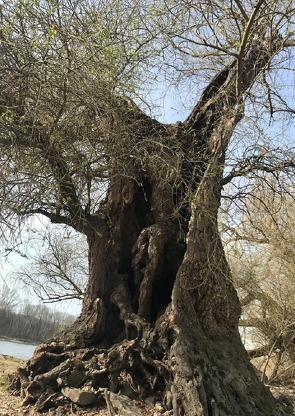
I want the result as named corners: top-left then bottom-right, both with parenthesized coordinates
top-left (0, 335), bottom-right (38, 344)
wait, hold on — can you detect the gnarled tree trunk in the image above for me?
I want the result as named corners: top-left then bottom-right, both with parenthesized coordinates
top-left (15, 41), bottom-right (290, 416)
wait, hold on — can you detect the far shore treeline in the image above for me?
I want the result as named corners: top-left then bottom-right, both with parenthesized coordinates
top-left (0, 300), bottom-right (75, 344)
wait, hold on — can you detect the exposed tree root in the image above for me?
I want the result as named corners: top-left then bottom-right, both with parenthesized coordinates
top-left (12, 306), bottom-right (292, 415)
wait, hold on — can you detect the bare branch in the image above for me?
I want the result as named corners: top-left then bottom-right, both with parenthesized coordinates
top-left (222, 155), bottom-right (295, 186)
top-left (236, 0), bottom-right (267, 97)
top-left (233, 0), bottom-right (249, 22)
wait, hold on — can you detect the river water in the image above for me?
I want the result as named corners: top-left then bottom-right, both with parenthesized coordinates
top-left (0, 338), bottom-right (37, 360)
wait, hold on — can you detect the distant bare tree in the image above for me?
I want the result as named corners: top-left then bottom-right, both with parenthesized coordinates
top-left (0, 282), bottom-right (18, 314)
top-left (225, 189), bottom-right (295, 383)
top-left (14, 226), bottom-right (87, 303)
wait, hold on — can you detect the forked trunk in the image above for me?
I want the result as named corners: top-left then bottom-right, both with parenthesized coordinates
top-left (15, 42), bottom-right (291, 415)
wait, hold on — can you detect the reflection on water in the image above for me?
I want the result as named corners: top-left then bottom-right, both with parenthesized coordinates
top-left (0, 338), bottom-right (37, 360)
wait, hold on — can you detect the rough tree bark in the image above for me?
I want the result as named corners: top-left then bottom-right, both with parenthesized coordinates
top-left (14, 39), bottom-right (290, 415)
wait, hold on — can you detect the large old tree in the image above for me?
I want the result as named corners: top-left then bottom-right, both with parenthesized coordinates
top-left (1, 0), bottom-right (295, 414)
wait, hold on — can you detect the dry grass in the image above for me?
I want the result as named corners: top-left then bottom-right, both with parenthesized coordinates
top-left (0, 354), bottom-right (24, 391)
